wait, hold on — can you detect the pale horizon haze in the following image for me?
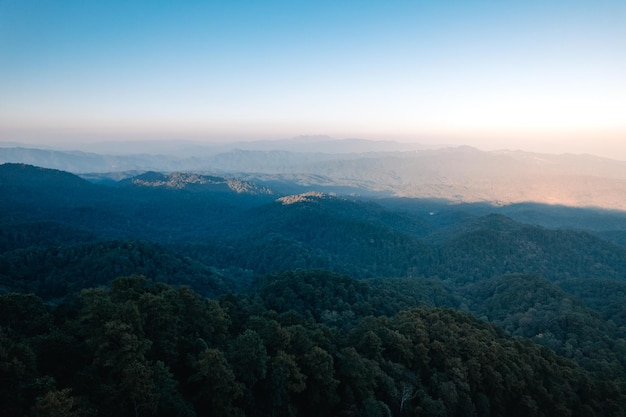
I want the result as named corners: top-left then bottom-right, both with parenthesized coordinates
top-left (1, 1), bottom-right (625, 159)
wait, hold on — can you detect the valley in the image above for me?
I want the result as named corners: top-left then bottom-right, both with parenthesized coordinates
top-left (2, 158), bottom-right (626, 415)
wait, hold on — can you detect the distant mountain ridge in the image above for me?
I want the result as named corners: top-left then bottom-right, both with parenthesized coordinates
top-left (3, 139), bottom-right (626, 210)
top-left (5, 163), bottom-right (626, 282)
top-left (120, 171), bottom-right (274, 194)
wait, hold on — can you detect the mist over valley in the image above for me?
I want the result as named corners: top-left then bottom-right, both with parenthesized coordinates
top-left (2, 138), bottom-right (626, 415)
top-left (4, 137), bottom-right (626, 211)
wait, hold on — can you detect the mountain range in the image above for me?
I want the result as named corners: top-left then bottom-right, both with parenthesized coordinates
top-left (3, 138), bottom-right (626, 211)
top-left (3, 160), bottom-right (626, 415)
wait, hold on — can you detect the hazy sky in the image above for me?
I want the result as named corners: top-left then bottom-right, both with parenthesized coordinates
top-left (1, 0), bottom-right (625, 157)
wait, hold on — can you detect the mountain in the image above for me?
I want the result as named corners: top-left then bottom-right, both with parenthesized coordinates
top-left (3, 163), bottom-right (626, 415)
top-left (0, 164), bottom-right (275, 242)
top-left (204, 192), bottom-right (437, 277)
top-left (119, 171), bottom-right (274, 195)
top-left (437, 214), bottom-right (626, 283)
top-left (5, 142), bottom-right (626, 210)
top-left (0, 161), bottom-right (94, 189)
top-left (0, 146), bottom-right (192, 172)
top-left (209, 135), bottom-right (428, 154)
top-left (0, 240), bottom-right (232, 298)
top-left (4, 164), bottom-right (626, 280)
top-left (3, 136), bottom-right (428, 155)
top-left (463, 273), bottom-right (626, 378)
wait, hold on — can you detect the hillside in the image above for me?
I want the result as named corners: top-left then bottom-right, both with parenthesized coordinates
top-left (2, 163), bottom-right (626, 415)
top-left (4, 164), bottom-right (626, 281)
top-left (0, 240), bottom-right (232, 298)
top-left (5, 142), bottom-right (626, 210)
top-left (0, 163), bottom-right (274, 241)
top-left (437, 214), bottom-right (626, 283)
top-left (1, 274), bottom-right (624, 417)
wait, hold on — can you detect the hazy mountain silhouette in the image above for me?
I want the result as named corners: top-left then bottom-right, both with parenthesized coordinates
top-left (4, 139), bottom-right (626, 210)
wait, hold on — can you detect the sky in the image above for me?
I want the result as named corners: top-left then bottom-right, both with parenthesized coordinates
top-left (0, 0), bottom-right (625, 158)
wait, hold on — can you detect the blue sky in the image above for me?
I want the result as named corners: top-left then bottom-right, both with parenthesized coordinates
top-left (1, 0), bottom-right (625, 157)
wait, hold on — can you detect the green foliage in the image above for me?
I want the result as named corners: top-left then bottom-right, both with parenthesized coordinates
top-left (4, 165), bottom-right (626, 416)
top-left (1, 275), bottom-right (624, 417)
top-left (465, 274), bottom-right (626, 379)
top-left (188, 348), bottom-right (244, 416)
top-left (0, 241), bottom-right (230, 299)
top-left (227, 329), bottom-right (269, 386)
top-left (558, 277), bottom-right (626, 337)
top-left (30, 388), bottom-right (86, 417)
top-left (438, 216), bottom-right (626, 283)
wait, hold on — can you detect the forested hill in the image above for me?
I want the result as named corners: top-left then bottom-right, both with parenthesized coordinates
top-left (6, 164), bottom-right (626, 281)
top-left (5, 144), bottom-right (626, 209)
top-left (2, 163), bottom-right (626, 415)
top-left (2, 273), bottom-right (625, 416)
top-left (0, 163), bottom-right (274, 241)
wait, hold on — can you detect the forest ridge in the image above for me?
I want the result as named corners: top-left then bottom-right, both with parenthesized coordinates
top-left (4, 142), bottom-right (626, 210)
top-left (1, 162), bottom-right (626, 416)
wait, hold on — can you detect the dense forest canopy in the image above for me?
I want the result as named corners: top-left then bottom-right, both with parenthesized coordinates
top-left (2, 163), bottom-right (626, 416)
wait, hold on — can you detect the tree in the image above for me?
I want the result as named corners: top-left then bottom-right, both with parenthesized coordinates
top-left (262, 351), bottom-right (306, 417)
top-left (297, 346), bottom-right (339, 415)
top-left (227, 329), bottom-right (268, 387)
top-left (187, 348), bottom-right (244, 416)
top-left (31, 388), bottom-right (86, 417)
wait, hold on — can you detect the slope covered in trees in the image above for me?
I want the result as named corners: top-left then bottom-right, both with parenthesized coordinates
top-left (0, 240), bottom-right (232, 299)
top-left (3, 164), bottom-right (626, 415)
top-left (438, 214), bottom-right (626, 283)
top-left (1, 274), bottom-right (624, 417)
